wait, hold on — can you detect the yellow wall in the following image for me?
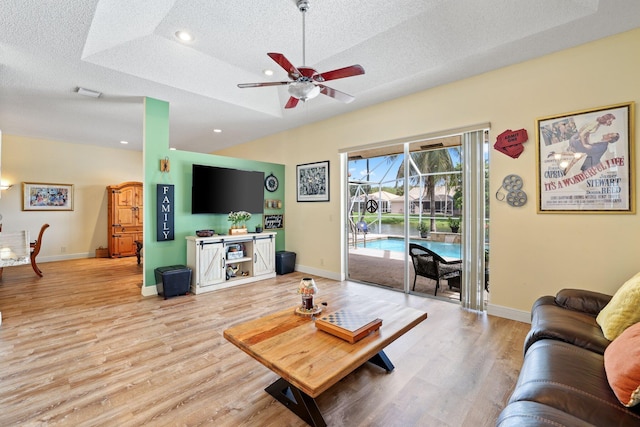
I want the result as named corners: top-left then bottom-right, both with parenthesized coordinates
top-left (216, 28), bottom-right (640, 316)
top-left (0, 135), bottom-right (142, 260)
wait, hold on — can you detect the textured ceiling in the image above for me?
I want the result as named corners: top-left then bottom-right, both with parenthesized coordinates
top-left (1, 0), bottom-right (639, 153)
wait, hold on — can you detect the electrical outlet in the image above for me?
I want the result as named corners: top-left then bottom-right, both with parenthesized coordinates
top-left (61, 246), bottom-right (66, 253)
top-left (320, 258), bottom-right (324, 266)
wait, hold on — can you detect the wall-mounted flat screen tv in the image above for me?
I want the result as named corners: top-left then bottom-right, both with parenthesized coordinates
top-left (192, 164), bottom-right (264, 214)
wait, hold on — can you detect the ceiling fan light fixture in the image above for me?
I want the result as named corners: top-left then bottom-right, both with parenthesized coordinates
top-left (236, 0), bottom-right (363, 109)
top-left (288, 81), bottom-right (320, 101)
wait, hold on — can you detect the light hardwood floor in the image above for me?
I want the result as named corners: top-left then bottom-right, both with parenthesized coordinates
top-left (0, 258), bottom-right (528, 426)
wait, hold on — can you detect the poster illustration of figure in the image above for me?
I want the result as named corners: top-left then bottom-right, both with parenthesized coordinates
top-left (536, 102), bottom-right (634, 213)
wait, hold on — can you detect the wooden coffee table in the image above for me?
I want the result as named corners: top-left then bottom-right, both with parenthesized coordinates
top-left (223, 295), bottom-right (428, 427)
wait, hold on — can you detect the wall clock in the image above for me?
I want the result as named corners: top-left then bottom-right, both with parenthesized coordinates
top-left (265, 173), bottom-right (279, 192)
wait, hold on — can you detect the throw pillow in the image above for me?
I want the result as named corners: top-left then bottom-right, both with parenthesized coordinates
top-left (596, 272), bottom-right (640, 341)
top-left (604, 322), bottom-right (640, 407)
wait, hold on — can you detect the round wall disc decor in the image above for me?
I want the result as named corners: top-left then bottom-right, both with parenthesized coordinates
top-left (265, 173), bottom-right (279, 192)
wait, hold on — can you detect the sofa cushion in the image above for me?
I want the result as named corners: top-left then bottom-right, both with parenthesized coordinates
top-left (605, 322), bottom-right (640, 407)
top-left (597, 272), bottom-right (640, 340)
top-left (507, 340), bottom-right (640, 426)
top-left (524, 295), bottom-right (610, 355)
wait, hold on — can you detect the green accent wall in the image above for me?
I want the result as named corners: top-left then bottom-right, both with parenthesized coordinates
top-left (143, 98), bottom-right (285, 287)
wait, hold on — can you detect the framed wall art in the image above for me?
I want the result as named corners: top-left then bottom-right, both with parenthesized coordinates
top-left (23, 182), bottom-right (74, 211)
top-left (264, 214), bottom-right (284, 230)
top-left (536, 102), bottom-right (635, 213)
top-left (297, 160), bottom-right (330, 202)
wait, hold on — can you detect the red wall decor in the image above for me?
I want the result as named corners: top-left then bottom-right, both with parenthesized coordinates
top-left (494, 129), bottom-right (528, 159)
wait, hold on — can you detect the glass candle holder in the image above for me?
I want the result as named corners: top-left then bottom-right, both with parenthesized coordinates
top-left (298, 277), bottom-right (318, 310)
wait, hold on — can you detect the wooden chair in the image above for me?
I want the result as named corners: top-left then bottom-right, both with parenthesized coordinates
top-left (409, 243), bottom-right (462, 296)
top-left (30, 224), bottom-right (50, 277)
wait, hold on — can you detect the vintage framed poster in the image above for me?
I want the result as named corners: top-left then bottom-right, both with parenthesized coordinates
top-left (536, 102), bottom-right (635, 213)
top-left (23, 182), bottom-right (74, 211)
top-left (297, 160), bottom-right (330, 202)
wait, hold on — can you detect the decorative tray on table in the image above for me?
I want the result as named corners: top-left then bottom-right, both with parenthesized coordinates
top-left (294, 305), bottom-right (323, 317)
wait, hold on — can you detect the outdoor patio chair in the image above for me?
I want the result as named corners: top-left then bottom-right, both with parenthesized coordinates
top-left (409, 243), bottom-right (462, 296)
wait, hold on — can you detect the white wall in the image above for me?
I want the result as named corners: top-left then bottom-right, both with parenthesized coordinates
top-left (0, 135), bottom-right (142, 261)
top-left (216, 28), bottom-right (640, 316)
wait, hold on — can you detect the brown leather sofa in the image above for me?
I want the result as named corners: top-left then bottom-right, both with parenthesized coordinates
top-left (497, 289), bottom-right (640, 426)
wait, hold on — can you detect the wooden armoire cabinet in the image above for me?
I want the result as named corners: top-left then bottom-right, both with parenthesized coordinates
top-left (107, 181), bottom-right (143, 258)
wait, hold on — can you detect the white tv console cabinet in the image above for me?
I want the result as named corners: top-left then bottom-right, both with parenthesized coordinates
top-left (186, 232), bottom-right (276, 294)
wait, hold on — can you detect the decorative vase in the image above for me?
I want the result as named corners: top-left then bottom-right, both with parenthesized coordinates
top-left (228, 212), bottom-right (251, 235)
top-left (298, 277), bottom-right (318, 310)
top-left (228, 223), bottom-right (248, 235)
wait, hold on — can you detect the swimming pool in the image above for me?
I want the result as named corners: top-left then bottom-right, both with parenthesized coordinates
top-left (357, 237), bottom-right (461, 259)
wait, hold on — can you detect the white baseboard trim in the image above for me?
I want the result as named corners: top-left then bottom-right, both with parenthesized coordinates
top-left (294, 264), bottom-right (342, 281)
top-left (39, 253), bottom-right (92, 262)
top-left (141, 284), bottom-right (158, 297)
top-left (487, 303), bottom-right (531, 324)
top-left (295, 266), bottom-right (532, 324)
top-left (138, 274), bottom-right (532, 325)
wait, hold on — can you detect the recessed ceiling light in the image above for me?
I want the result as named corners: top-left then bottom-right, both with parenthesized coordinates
top-left (175, 31), bottom-right (194, 42)
top-left (263, 69), bottom-right (274, 76)
top-left (120, 140), bottom-right (129, 145)
top-left (169, 147), bottom-right (177, 151)
top-left (213, 129), bottom-right (222, 133)
top-left (77, 87), bottom-right (102, 98)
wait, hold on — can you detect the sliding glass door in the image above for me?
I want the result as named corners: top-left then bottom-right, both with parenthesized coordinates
top-left (344, 128), bottom-right (489, 308)
top-left (347, 152), bottom-right (407, 293)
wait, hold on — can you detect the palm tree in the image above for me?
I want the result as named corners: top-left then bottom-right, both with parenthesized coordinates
top-left (448, 158), bottom-right (463, 215)
top-left (396, 148), bottom-right (456, 232)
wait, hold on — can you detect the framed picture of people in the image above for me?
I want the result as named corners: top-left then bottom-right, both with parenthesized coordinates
top-left (23, 182), bottom-right (74, 211)
top-left (296, 160), bottom-right (330, 202)
top-left (536, 102), bottom-right (635, 213)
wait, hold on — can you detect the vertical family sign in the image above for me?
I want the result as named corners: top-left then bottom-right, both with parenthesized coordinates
top-left (157, 184), bottom-right (174, 241)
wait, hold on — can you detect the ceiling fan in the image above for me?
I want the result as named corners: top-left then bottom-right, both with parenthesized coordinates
top-left (237, 0), bottom-right (365, 109)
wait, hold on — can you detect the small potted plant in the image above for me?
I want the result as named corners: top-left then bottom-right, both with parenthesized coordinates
top-left (447, 217), bottom-right (461, 233)
top-left (417, 221), bottom-right (430, 238)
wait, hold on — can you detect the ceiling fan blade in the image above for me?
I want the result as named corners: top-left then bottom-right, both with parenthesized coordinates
top-left (284, 97), bottom-right (300, 109)
top-left (237, 81), bottom-right (291, 88)
top-left (318, 85), bottom-right (355, 104)
top-left (267, 53), bottom-right (301, 79)
top-left (314, 65), bottom-right (365, 82)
